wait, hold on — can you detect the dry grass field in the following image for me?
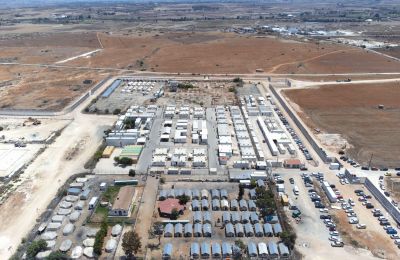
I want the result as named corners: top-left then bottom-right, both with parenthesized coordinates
top-left (0, 31), bottom-right (400, 111)
top-left (283, 82), bottom-right (400, 168)
top-left (0, 66), bottom-right (107, 111)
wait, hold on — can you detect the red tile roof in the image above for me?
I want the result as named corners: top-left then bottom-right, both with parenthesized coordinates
top-left (158, 198), bottom-right (185, 214)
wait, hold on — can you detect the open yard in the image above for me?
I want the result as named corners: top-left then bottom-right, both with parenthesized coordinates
top-left (283, 82), bottom-right (400, 168)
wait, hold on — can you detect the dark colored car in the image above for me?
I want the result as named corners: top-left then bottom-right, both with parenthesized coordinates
top-left (320, 215), bottom-right (332, 220)
top-left (380, 168), bottom-right (388, 171)
top-left (354, 189), bottom-right (363, 194)
top-left (366, 203), bottom-right (374, 209)
top-left (361, 166), bottom-right (369, 170)
top-left (384, 192), bottom-right (390, 197)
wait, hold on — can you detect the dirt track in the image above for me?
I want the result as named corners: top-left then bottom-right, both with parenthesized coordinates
top-left (284, 82), bottom-right (400, 168)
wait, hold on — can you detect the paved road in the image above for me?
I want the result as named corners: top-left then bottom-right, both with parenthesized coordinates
top-left (136, 108), bottom-right (163, 174)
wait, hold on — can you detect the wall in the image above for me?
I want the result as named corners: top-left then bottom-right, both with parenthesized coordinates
top-left (364, 178), bottom-right (400, 224)
top-left (269, 85), bottom-right (330, 164)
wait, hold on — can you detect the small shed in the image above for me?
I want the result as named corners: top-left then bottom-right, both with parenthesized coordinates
top-left (231, 212), bottom-right (240, 224)
top-left (164, 223), bottom-right (173, 237)
top-left (191, 243), bottom-right (200, 258)
top-left (263, 223), bottom-right (273, 237)
top-left (201, 189), bottom-right (209, 199)
top-left (248, 200), bottom-right (257, 211)
top-left (222, 242), bottom-right (232, 257)
top-left (193, 211), bottom-right (202, 223)
top-left (175, 189), bottom-right (184, 197)
top-left (222, 212), bottom-right (231, 224)
top-left (257, 179), bottom-right (265, 187)
top-left (230, 199), bottom-right (239, 211)
top-left (194, 223), bottom-right (202, 237)
top-left (201, 242), bottom-right (211, 258)
top-left (212, 242), bottom-right (222, 257)
top-left (258, 242), bottom-right (269, 257)
top-left (192, 200), bottom-right (200, 211)
top-left (273, 223), bottom-right (283, 236)
top-left (192, 189), bottom-right (200, 200)
top-left (174, 223), bottom-right (183, 237)
top-left (203, 211), bottom-right (212, 224)
top-left (254, 223), bottom-right (264, 237)
top-left (184, 223), bottom-right (192, 237)
top-left (162, 243), bottom-right (173, 260)
top-left (248, 242), bottom-right (258, 257)
top-left (184, 189), bottom-right (192, 198)
top-left (225, 223), bottom-right (235, 237)
top-left (244, 223), bottom-right (254, 237)
top-left (239, 199), bottom-right (248, 211)
top-left (212, 199), bottom-right (220, 211)
top-left (211, 189), bottom-right (220, 199)
top-left (278, 243), bottom-right (290, 257)
top-left (201, 199), bottom-right (209, 211)
top-left (250, 212), bottom-right (259, 224)
top-left (249, 189), bottom-right (257, 200)
top-left (265, 215), bottom-right (279, 224)
top-left (220, 199), bottom-right (229, 210)
top-left (220, 189), bottom-right (228, 199)
top-left (235, 223), bottom-right (244, 237)
top-left (203, 223), bottom-right (212, 237)
top-left (268, 242), bottom-right (279, 257)
top-left (241, 212), bottom-right (250, 224)
top-left (167, 190), bottom-right (175, 198)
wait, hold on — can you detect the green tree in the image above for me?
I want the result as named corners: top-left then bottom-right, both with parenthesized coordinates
top-left (238, 186), bottom-right (244, 199)
top-left (113, 108), bottom-right (121, 115)
top-left (177, 195), bottom-right (190, 205)
top-left (114, 156), bottom-right (120, 164)
top-left (170, 208), bottom-right (180, 220)
top-left (119, 157), bottom-right (133, 165)
top-left (280, 230), bottom-right (297, 249)
top-left (122, 231), bottom-right (142, 258)
top-left (93, 219), bottom-right (108, 256)
top-left (160, 177), bottom-right (165, 184)
top-left (46, 251), bottom-right (68, 259)
top-left (128, 169), bottom-right (136, 176)
top-left (26, 239), bottom-right (47, 259)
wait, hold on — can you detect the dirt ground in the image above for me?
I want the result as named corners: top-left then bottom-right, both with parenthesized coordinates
top-left (0, 31), bottom-right (399, 111)
top-left (283, 82), bottom-right (400, 168)
top-left (0, 67), bottom-right (108, 111)
top-left (373, 46), bottom-right (400, 59)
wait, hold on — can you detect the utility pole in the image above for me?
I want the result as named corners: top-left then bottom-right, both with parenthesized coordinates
top-left (368, 153), bottom-right (374, 169)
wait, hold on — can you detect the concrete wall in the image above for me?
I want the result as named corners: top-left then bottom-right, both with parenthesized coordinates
top-left (364, 178), bottom-right (400, 224)
top-left (269, 85), bottom-right (330, 164)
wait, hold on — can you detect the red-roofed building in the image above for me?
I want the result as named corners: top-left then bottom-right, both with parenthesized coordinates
top-left (283, 159), bottom-right (304, 169)
top-left (158, 198), bottom-right (185, 218)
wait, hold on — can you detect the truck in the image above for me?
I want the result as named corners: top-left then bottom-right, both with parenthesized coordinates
top-left (88, 197), bottom-right (98, 210)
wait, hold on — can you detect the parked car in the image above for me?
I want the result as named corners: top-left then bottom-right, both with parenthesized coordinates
top-left (330, 231), bottom-right (339, 236)
top-left (331, 241), bottom-right (344, 247)
top-left (356, 224), bottom-right (366, 229)
top-left (289, 178), bottom-right (294, 184)
top-left (384, 191), bottom-right (390, 197)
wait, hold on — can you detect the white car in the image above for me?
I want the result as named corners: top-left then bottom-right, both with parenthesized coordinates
top-left (372, 209), bottom-right (381, 213)
top-left (349, 217), bottom-right (359, 224)
top-left (390, 234), bottom-right (400, 239)
top-left (319, 208), bottom-right (328, 213)
top-left (356, 224), bottom-right (366, 229)
top-left (394, 239), bottom-right (400, 246)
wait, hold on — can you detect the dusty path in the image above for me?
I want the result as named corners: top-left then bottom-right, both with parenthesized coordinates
top-left (268, 49), bottom-right (355, 73)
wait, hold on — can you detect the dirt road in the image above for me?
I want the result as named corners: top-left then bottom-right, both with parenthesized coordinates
top-left (0, 80), bottom-right (116, 259)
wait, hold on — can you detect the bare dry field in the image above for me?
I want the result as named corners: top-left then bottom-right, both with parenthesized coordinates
top-left (373, 46), bottom-right (400, 59)
top-left (283, 82), bottom-right (400, 168)
top-left (0, 66), bottom-right (107, 111)
top-left (0, 31), bottom-right (399, 111)
top-left (66, 32), bottom-right (400, 74)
